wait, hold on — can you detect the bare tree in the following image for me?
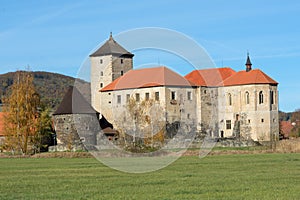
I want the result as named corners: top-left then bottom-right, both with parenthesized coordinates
top-left (115, 97), bottom-right (165, 149)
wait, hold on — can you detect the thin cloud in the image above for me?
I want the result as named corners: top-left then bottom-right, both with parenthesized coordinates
top-left (0, 2), bottom-right (82, 38)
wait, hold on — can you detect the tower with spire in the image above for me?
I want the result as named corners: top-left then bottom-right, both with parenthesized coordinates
top-left (245, 52), bottom-right (252, 72)
top-left (89, 33), bottom-right (134, 112)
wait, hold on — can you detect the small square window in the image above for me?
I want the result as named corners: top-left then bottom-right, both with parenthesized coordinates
top-left (187, 91), bottom-right (192, 100)
top-left (248, 119), bottom-right (251, 123)
top-left (126, 94), bottom-right (130, 102)
top-left (226, 120), bottom-right (231, 130)
top-left (155, 92), bottom-right (159, 101)
top-left (117, 95), bottom-right (121, 104)
top-left (100, 59), bottom-right (103, 64)
top-left (121, 70), bottom-right (124, 76)
top-left (136, 93), bottom-right (140, 102)
top-left (100, 83), bottom-right (103, 88)
top-left (145, 93), bottom-right (150, 101)
top-left (171, 91), bottom-right (176, 100)
top-left (261, 119), bottom-right (264, 123)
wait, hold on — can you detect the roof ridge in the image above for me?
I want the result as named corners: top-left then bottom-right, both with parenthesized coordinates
top-left (219, 72), bottom-right (235, 86)
top-left (254, 69), bottom-right (269, 82)
top-left (222, 68), bottom-right (278, 86)
top-left (101, 66), bottom-right (191, 92)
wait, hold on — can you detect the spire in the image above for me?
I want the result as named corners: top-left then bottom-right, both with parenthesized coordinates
top-left (109, 32), bottom-right (113, 40)
top-left (245, 52), bottom-right (252, 72)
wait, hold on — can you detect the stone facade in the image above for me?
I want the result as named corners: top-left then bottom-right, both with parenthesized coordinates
top-left (100, 86), bottom-right (197, 134)
top-left (218, 84), bottom-right (279, 141)
top-left (199, 87), bottom-right (220, 137)
top-left (53, 114), bottom-right (100, 151)
top-left (90, 35), bottom-right (279, 142)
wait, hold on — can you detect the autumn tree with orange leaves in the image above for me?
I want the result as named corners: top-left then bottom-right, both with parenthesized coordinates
top-left (2, 71), bottom-right (41, 155)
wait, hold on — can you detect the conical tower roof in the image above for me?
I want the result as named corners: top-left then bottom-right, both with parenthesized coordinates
top-left (53, 86), bottom-right (97, 115)
top-left (246, 54), bottom-right (252, 66)
top-left (89, 33), bottom-right (134, 58)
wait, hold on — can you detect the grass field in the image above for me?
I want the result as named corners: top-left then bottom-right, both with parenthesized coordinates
top-left (0, 153), bottom-right (299, 199)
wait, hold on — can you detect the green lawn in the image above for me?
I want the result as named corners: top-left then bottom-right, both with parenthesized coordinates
top-left (0, 153), bottom-right (299, 200)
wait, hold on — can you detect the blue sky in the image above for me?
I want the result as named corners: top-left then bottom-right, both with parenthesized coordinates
top-left (0, 0), bottom-right (300, 112)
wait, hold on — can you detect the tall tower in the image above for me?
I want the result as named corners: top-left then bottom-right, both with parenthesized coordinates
top-left (90, 33), bottom-right (134, 112)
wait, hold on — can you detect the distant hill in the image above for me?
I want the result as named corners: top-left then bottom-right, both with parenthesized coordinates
top-left (0, 71), bottom-right (90, 111)
top-left (279, 111), bottom-right (293, 121)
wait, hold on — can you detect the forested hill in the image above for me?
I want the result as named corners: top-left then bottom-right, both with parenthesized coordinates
top-left (0, 71), bottom-right (90, 111)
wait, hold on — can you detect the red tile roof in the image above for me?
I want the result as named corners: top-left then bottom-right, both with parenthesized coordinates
top-left (185, 67), bottom-right (236, 87)
top-left (0, 112), bottom-right (5, 137)
top-left (280, 121), bottom-right (294, 138)
top-left (101, 66), bottom-right (193, 92)
top-left (222, 69), bottom-right (278, 86)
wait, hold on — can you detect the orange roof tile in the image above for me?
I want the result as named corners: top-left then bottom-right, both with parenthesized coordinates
top-left (222, 69), bottom-right (278, 86)
top-left (101, 66), bottom-right (193, 92)
top-left (185, 67), bottom-right (236, 87)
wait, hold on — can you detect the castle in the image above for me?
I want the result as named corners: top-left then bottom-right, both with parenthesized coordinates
top-left (90, 34), bottom-right (279, 142)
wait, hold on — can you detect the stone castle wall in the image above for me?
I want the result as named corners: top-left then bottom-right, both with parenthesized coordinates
top-left (200, 87), bottom-right (219, 137)
top-left (218, 84), bottom-right (279, 141)
top-left (53, 114), bottom-right (101, 151)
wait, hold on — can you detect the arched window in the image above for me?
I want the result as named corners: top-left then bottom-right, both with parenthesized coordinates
top-left (270, 91), bottom-right (274, 105)
top-left (245, 91), bottom-right (250, 104)
top-left (259, 91), bottom-right (264, 104)
top-left (228, 93), bottom-right (232, 106)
